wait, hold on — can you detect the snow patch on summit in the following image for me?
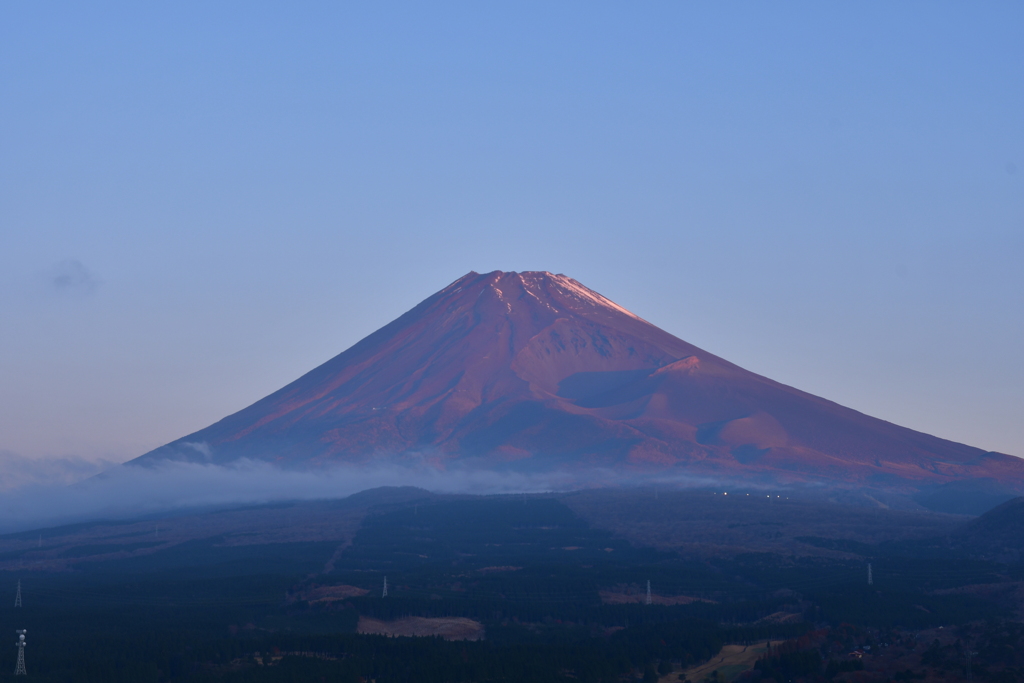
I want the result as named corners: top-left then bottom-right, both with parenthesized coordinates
top-left (548, 274), bottom-right (645, 322)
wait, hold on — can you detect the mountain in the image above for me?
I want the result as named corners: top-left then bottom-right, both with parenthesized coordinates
top-left (947, 496), bottom-right (1024, 562)
top-left (131, 270), bottom-right (1024, 493)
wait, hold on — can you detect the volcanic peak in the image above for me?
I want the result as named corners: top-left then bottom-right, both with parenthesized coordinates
top-left (131, 270), bottom-right (1024, 497)
top-left (442, 270), bottom-right (646, 324)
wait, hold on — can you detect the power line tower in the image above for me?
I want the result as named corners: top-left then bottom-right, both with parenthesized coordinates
top-left (14, 581), bottom-right (21, 608)
top-left (14, 630), bottom-right (26, 676)
top-left (382, 576), bottom-right (388, 598)
top-left (867, 563), bottom-right (873, 586)
top-left (645, 580), bottom-right (652, 605)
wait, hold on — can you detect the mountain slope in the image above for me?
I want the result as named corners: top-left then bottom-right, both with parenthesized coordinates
top-left (948, 497), bottom-right (1024, 561)
top-left (131, 271), bottom-right (1024, 491)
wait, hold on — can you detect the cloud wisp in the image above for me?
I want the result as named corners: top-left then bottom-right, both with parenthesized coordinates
top-left (0, 459), bottom-right (605, 534)
top-left (44, 259), bottom-right (102, 295)
top-left (0, 450), bottom-right (116, 493)
top-left (0, 443), bottom-right (731, 535)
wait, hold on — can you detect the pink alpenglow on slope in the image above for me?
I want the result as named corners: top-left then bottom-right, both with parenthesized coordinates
top-left (130, 271), bottom-right (1024, 494)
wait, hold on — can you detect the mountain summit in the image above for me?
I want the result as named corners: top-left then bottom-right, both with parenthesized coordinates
top-left (133, 270), bottom-right (1024, 492)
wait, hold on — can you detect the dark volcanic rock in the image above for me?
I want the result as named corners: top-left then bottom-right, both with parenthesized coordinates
top-left (130, 270), bottom-right (1024, 491)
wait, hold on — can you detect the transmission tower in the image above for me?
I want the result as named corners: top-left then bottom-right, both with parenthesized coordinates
top-left (867, 563), bottom-right (873, 586)
top-left (645, 580), bottom-right (652, 605)
top-left (14, 630), bottom-right (26, 676)
top-left (382, 576), bottom-right (388, 598)
top-left (14, 581), bottom-right (21, 608)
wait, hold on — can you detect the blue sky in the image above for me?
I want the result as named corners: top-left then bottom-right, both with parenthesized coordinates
top-left (1, 1), bottom-right (1021, 466)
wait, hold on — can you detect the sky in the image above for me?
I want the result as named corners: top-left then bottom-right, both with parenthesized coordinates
top-left (1, 1), bottom-right (1022, 479)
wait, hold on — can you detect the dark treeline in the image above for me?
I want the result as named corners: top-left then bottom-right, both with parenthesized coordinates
top-left (0, 618), bottom-right (809, 683)
top-left (0, 496), bottom-right (1011, 682)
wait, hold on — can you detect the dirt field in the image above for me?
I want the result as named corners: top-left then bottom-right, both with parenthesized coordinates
top-left (599, 589), bottom-right (712, 606)
top-left (671, 641), bottom-right (770, 683)
top-left (357, 616), bottom-right (486, 641)
top-left (291, 584), bottom-right (369, 603)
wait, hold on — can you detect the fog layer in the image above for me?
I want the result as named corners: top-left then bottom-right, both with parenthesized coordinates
top-left (0, 458), bottom-right (612, 534)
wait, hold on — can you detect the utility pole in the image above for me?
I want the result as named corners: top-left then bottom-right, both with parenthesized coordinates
top-left (14, 581), bottom-right (21, 608)
top-left (645, 580), bottom-right (652, 605)
top-left (382, 576), bottom-right (388, 598)
top-left (966, 650), bottom-right (975, 683)
top-left (14, 630), bottom-right (26, 676)
top-left (867, 563), bottom-right (873, 586)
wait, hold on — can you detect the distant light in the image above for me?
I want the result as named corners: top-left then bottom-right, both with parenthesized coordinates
top-left (724, 492), bottom-right (728, 496)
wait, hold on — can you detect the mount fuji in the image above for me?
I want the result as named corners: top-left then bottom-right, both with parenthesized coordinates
top-left (131, 271), bottom-right (1024, 496)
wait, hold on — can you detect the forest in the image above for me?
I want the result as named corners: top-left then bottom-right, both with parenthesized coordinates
top-left (0, 494), bottom-right (1017, 682)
